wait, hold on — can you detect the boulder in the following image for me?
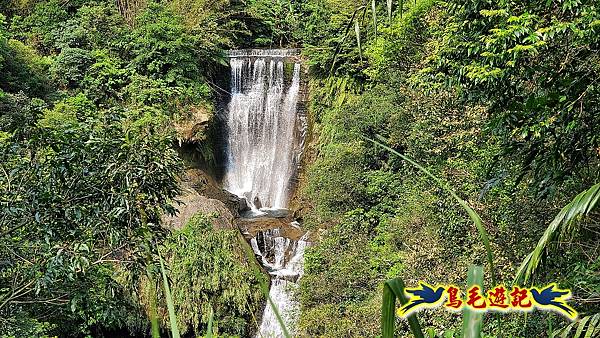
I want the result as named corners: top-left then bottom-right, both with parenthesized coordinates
top-left (253, 196), bottom-right (262, 209)
top-left (162, 186), bottom-right (235, 229)
top-left (180, 168), bottom-right (246, 216)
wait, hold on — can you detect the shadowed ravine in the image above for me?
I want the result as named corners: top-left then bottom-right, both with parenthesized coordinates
top-left (222, 49), bottom-right (309, 338)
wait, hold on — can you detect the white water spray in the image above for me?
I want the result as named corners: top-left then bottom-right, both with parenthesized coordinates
top-left (222, 49), bottom-right (307, 337)
top-left (223, 50), bottom-right (302, 209)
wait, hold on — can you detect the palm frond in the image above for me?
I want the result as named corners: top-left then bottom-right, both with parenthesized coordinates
top-left (514, 183), bottom-right (600, 285)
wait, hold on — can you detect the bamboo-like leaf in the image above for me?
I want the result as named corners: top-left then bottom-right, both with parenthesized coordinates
top-left (584, 314), bottom-right (600, 338)
top-left (387, 0), bottom-right (393, 23)
top-left (371, 0), bottom-right (377, 39)
top-left (514, 183), bottom-right (600, 285)
top-left (382, 278), bottom-right (424, 338)
top-left (355, 20), bottom-right (362, 60)
top-left (575, 315), bottom-right (591, 338)
top-left (366, 136), bottom-right (496, 285)
top-left (553, 314), bottom-right (600, 338)
top-left (462, 265), bottom-right (484, 338)
top-left (205, 306), bottom-right (214, 338)
top-left (158, 251), bottom-right (180, 338)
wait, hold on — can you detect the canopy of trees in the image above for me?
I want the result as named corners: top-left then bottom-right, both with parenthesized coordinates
top-left (1, 0), bottom-right (598, 337)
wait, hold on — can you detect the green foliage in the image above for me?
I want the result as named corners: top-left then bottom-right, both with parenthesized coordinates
top-left (0, 93), bottom-right (181, 333)
top-left (2, 0), bottom-right (600, 336)
top-left (129, 4), bottom-right (199, 84)
top-left (296, 0), bottom-right (599, 336)
top-left (161, 213), bottom-right (264, 336)
top-left (0, 0), bottom-right (296, 336)
top-left (0, 35), bottom-right (49, 96)
top-left (245, 0), bottom-right (299, 47)
top-left (10, 0), bottom-right (69, 53)
top-left (50, 47), bottom-right (93, 88)
top-left (426, 0), bottom-right (600, 194)
top-left (515, 183), bottom-right (600, 285)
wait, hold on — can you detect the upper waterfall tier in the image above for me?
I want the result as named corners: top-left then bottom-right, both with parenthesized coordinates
top-left (226, 49), bottom-right (301, 58)
top-left (222, 50), bottom-right (305, 209)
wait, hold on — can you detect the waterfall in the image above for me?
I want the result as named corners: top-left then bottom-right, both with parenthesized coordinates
top-left (223, 49), bottom-right (303, 210)
top-left (222, 49), bottom-right (308, 337)
top-left (250, 230), bottom-right (309, 337)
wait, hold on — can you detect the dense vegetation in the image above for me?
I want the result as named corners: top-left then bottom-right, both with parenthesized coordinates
top-left (294, 0), bottom-right (600, 336)
top-left (1, 0), bottom-right (599, 337)
top-left (0, 0), bottom-right (270, 336)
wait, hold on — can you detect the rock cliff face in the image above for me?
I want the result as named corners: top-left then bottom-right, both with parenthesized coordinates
top-left (161, 168), bottom-right (246, 230)
top-left (173, 105), bottom-right (212, 145)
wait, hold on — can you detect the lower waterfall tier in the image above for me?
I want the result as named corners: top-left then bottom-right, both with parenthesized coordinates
top-left (238, 212), bottom-right (309, 338)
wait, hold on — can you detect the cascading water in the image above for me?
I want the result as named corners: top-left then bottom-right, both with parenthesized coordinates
top-left (223, 49), bottom-right (303, 210)
top-left (222, 49), bottom-right (308, 338)
top-left (250, 230), bottom-right (308, 337)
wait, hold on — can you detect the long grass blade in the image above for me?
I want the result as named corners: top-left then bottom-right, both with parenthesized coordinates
top-left (387, 0), bottom-right (393, 23)
top-left (148, 270), bottom-right (161, 338)
top-left (158, 250), bottom-right (180, 338)
top-left (514, 183), bottom-right (600, 284)
top-left (365, 136), bottom-right (496, 285)
top-left (206, 306), bottom-right (214, 338)
top-left (355, 20), bottom-right (362, 60)
top-left (329, 6), bottom-right (364, 75)
top-left (371, 0), bottom-right (377, 39)
top-left (382, 278), bottom-right (424, 338)
top-left (462, 265), bottom-right (484, 338)
top-left (381, 281), bottom-right (396, 338)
